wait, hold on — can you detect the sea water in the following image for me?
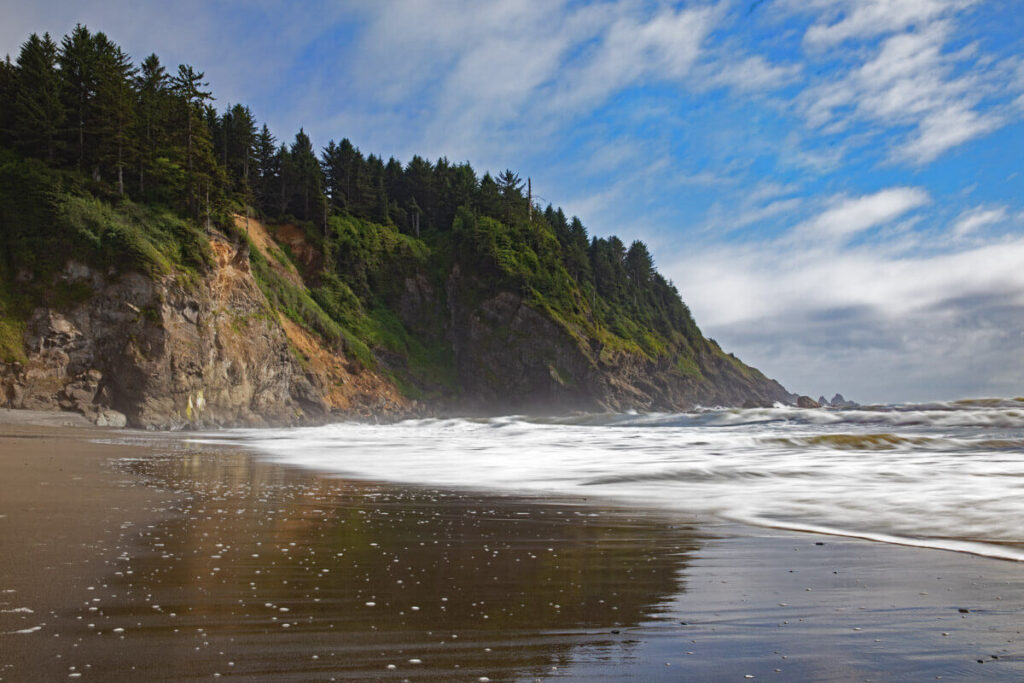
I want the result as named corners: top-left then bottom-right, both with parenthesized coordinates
top-left (202, 399), bottom-right (1024, 561)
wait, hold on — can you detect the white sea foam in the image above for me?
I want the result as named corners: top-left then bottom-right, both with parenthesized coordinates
top-left (193, 400), bottom-right (1024, 561)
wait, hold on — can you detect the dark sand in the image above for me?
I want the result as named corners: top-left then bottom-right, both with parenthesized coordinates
top-left (2, 412), bottom-right (1024, 681)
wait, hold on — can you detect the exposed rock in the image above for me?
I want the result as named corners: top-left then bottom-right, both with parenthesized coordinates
top-left (0, 238), bottom-right (407, 428)
top-left (797, 395), bottom-right (822, 409)
top-left (91, 408), bottom-right (127, 428)
top-left (817, 395), bottom-right (830, 407)
top-left (830, 393), bottom-right (859, 408)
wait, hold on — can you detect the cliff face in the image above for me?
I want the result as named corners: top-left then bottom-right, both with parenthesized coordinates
top-left (435, 269), bottom-right (790, 414)
top-left (1, 212), bottom-right (789, 428)
top-left (0, 236), bottom-right (408, 428)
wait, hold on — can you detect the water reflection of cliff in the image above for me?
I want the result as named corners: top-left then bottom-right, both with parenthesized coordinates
top-left (75, 451), bottom-right (704, 680)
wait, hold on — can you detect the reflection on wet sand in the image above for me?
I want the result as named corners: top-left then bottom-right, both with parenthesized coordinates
top-left (55, 451), bottom-right (704, 680)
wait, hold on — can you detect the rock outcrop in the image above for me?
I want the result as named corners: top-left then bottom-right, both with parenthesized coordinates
top-left (830, 393), bottom-right (859, 408)
top-left (0, 236), bottom-right (408, 428)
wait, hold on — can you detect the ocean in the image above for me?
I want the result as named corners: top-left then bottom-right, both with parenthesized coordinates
top-left (197, 399), bottom-right (1024, 562)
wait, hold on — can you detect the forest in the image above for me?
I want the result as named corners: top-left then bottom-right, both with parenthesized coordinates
top-left (0, 26), bottom-right (711, 396)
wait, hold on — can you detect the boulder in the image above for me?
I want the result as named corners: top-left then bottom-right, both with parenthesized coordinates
top-left (797, 395), bottom-right (821, 409)
top-left (93, 409), bottom-right (127, 428)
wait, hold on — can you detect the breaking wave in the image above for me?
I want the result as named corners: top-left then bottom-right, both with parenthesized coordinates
top-left (195, 399), bottom-right (1024, 561)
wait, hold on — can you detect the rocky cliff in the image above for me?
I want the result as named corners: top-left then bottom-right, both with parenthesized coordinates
top-left (1, 212), bottom-right (790, 428)
top-left (1, 233), bottom-right (408, 428)
top-left (437, 268), bottom-right (790, 414)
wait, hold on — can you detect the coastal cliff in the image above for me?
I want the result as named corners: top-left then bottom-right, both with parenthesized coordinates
top-left (0, 197), bottom-right (789, 428)
top-left (0, 23), bottom-right (791, 427)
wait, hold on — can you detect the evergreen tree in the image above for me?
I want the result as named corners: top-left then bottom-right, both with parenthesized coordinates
top-left (564, 216), bottom-right (591, 283)
top-left (288, 128), bottom-right (322, 221)
top-left (625, 240), bottom-right (653, 287)
top-left (169, 64), bottom-right (214, 216)
top-left (276, 142), bottom-right (292, 216)
top-left (405, 155), bottom-right (435, 230)
top-left (321, 139), bottom-right (340, 205)
top-left (254, 124), bottom-right (278, 212)
top-left (93, 38), bottom-right (137, 195)
top-left (383, 156), bottom-right (406, 226)
top-left (0, 56), bottom-right (16, 147)
top-left (476, 172), bottom-right (502, 220)
top-left (365, 154), bottom-right (388, 225)
top-left (13, 33), bottom-right (65, 163)
top-left (222, 103), bottom-right (256, 195)
top-left (433, 158), bottom-right (477, 230)
top-left (58, 24), bottom-right (99, 172)
top-left (134, 53), bottom-right (168, 196)
top-left (496, 169), bottom-right (524, 224)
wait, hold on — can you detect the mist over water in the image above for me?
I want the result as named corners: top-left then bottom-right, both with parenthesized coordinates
top-left (204, 399), bottom-right (1024, 561)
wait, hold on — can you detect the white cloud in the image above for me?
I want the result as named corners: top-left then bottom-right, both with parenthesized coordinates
top-left (559, 5), bottom-right (717, 107)
top-left (897, 102), bottom-right (1002, 164)
top-left (791, 187), bottom-right (930, 242)
top-left (666, 185), bottom-right (1024, 401)
top-left (335, 1), bottom-right (724, 164)
top-left (802, 0), bottom-right (978, 47)
top-left (951, 205), bottom-right (1008, 238)
top-left (697, 54), bottom-right (802, 93)
top-left (796, 3), bottom-right (1018, 165)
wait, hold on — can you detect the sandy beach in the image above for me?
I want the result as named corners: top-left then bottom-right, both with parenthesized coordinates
top-left (2, 412), bottom-right (1024, 681)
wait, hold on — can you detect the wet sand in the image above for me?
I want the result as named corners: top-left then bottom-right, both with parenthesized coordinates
top-left (2, 414), bottom-right (1024, 681)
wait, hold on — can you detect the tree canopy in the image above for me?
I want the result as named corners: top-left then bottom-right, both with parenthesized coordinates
top-left (0, 23), bottom-right (703, 364)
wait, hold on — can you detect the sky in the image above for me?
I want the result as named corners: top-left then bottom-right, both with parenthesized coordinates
top-left (2, 0), bottom-right (1023, 403)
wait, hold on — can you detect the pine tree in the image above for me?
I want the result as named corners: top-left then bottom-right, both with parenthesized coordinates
top-left (134, 53), bottom-right (168, 196)
top-left (254, 124), bottom-right (277, 212)
top-left (383, 156), bottom-right (407, 226)
top-left (405, 155), bottom-right (435, 229)
top-left (625, 240), bottom-right (653, 287)
top-left (276, 142), bottom-right (291, 216)
top-left (94, 38), bottom-right (137, 195)
top-left (497, 169), bottom-right (524, 224)
top-left (13, 33), bottom-right (65, 163)
top-left (476, 172), bottom-right (502, 220)
top-left (0, 56), bottom-right (16, 147)
top-left (564, 216), bottom-right (591, 283)
top-left (222, 103), bottom-right (256, 195)
top-left (289, 128), bottom-right (322, 221)
top-left (169, 64), bottom-right (214, 216)
top-left (58, 24), bottom-right (99, 172)
top-left (321, 139), bottom-right (339, 206)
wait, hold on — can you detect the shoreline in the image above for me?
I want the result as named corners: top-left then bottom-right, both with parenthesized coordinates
top-left (2, 415), bottom-right (1024, 680)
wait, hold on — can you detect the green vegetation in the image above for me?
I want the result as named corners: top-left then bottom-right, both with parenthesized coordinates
top-left (0, 149), bottom-right (212, 279)
top-left (0, 23), bottom-right (763, 401)
top-left (0, 277), bottom-right (28, 363)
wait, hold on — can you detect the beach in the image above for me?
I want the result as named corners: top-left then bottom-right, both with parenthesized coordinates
top-left (2, 412), bottom-right (1024, 681)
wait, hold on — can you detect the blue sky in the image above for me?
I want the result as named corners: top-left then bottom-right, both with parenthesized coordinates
top-left (3, 0), bottom-right (1024, 402)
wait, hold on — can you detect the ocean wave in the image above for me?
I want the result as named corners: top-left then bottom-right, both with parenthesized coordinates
top-left (205, 398), bottom-right (1024, 561)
